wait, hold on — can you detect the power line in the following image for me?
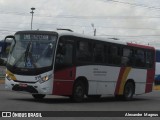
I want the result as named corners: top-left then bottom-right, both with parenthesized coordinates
top-left (103, 0), bottom-right (160, 11)
top-left (1, 22), bottom-right (160, 31)
top-left (35, 15), bottom-right (160, 19)
top-left (2, 10), bottom-right (160, 19)
top-left (0, 10), bottom-right (29, 16)
top-left (97, 34), bottom-right (160, 37)
top-left (97, 26), bottom-right (160, 30)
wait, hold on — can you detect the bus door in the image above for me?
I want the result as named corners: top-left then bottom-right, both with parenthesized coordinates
top-left (53, 36), bottom-right (76, 95)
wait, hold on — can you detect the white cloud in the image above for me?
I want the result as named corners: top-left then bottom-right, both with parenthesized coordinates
top-left (0, 0), bottom-right (160, 46)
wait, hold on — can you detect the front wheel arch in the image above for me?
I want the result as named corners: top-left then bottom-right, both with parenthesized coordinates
top-left (71, 77), bottom-right (88, 102)
top-left (123, 80), bottom-right (135, 101)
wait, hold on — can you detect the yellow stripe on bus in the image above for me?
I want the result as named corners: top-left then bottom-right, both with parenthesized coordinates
top-left (118, 67), bottom-right (132, 95)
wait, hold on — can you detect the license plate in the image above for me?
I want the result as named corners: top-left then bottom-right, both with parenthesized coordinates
top-left (19, 83), bottom-right (28, 87)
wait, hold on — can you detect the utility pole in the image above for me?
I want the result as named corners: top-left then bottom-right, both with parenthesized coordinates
top-left (30, 7), bottom-right (35, 30)
top-left (91, 23), bottom-right (96, 36)
top-left (94, 28), bottom-right (96, 36)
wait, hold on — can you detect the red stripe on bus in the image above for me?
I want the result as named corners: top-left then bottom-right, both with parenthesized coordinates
top-left (145, 69), bottom-right (155, 93)
top-left (114, 67), bottom-right (126, 95)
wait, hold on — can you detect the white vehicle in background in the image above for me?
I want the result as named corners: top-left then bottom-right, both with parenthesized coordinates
top-left (155, 49), bottom-right (160, 85)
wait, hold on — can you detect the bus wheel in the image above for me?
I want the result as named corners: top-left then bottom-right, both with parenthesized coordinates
top-left (71, 81), bottom-right (85, 102)
top-left (123, 82), bottom-right (135, 101)
top-left (32, 94), bottom-right (45, 99)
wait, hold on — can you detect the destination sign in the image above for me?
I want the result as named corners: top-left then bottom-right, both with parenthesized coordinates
top-left (15, 34), bottom-right (56, 41)
top-left (23, 34), bottom-right (49, 40)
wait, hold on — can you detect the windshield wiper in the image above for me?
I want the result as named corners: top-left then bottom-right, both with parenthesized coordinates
top-left (24, 41), bottom-right (31, 63)
top-left (13, 41), bottom-right (37, 68)
top-left (24, 41), bottom-right (37, 68)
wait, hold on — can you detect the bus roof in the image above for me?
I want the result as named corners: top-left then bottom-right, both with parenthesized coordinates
top-left (57, 30), bottom-right (155, 50)
top-left (57, 30), bottom-right (126, 45)
top-left (15, 30), bottom-right (126, 45)
top-left (15, 30), bottom-right (154, 50)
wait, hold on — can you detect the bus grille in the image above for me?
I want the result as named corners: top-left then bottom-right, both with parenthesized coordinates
top-left (12, 85), bottom-right (38, 93)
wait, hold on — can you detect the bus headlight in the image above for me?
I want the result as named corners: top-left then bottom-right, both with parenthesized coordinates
top-left (6, 73), bottom-right (12, 81)
top-left (39, 76), bottom-right (49, 83)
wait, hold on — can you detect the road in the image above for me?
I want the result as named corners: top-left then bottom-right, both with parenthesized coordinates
top-left (0, 84), bottom-right (160, 119)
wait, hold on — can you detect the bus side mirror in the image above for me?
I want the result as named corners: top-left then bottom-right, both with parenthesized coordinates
top-left (1, 35), bottom-right (16, 63)
top-left (0, 58), bottom-right (7, 66)
top-left (4, 35), bottom-right (16, 44)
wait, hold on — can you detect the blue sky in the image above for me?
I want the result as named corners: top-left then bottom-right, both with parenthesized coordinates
top-left (0, 0), bottom-right (160, 47)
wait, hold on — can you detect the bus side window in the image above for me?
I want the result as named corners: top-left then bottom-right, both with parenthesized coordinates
top-left (122, 48), bottom-right (130, 66)
top-left (135, 50), bottom-right (145, 67)
top-left (121, 48), bottom-right (134, 66)
top-left (56, 42), bottom-right (65, 64)
top-left (63, 44), bottom-right (73, 64)
top-left (76, 41), bottom-right (92, 62)
top-left (93, 43), bottom-right (105, 63)
top-left (146, 51), bottom-right (153, 68)
top-left (55, 39), bottom-right (73, 70)
top-left (108, 45), bottom-right (121, 65)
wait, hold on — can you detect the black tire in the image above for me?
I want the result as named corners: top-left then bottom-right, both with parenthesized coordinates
top-left (71, 81), bottom-right (85, 102)
top-left (123, 82), bottom-right (135, 101)
top-left (32, 94), bottom-right (45, 99)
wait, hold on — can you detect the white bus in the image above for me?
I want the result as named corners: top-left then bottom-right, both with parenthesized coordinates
top-left (5, 30), bottom-right (155, 102)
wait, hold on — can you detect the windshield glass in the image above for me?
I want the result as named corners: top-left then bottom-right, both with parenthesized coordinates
top-left (7, 33), bottom-right (57, 69)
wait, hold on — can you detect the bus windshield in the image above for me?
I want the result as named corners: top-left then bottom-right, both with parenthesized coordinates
top-left (7, 33), bottom-right (57, 69)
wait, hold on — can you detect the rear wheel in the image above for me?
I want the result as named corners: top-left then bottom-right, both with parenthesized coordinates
top-left (123, 82), bottom-right (135, 101)
top-left (32, 94), bottom-right (45, 99)
top-left (71, 81), bottom-right (85, 102)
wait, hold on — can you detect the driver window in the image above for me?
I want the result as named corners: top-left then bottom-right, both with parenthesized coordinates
top-left (55, 37), bottom-right (73, 70)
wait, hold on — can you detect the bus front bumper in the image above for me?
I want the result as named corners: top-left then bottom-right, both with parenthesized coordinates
top-left (5, 79), bottom-right (53, 95)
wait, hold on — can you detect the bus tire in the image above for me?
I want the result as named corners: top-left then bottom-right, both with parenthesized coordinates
top-left (71, 81), bottom-right (85, 102)
top-left (123, 82), bottom-right (135, 101)
top-left (32, 94), bottom-right (45, 99)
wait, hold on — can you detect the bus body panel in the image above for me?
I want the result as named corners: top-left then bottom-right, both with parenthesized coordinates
top-left (146, 68), bottom-right (155, 93)
top-left (76, 65), bottom-right (152, 96)
top-left (6, 66), bottom-right (153, 96)
top-left (53, 67), bottom-right (76, 95)
top-left (76, 65), bottom-right (119, 95)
